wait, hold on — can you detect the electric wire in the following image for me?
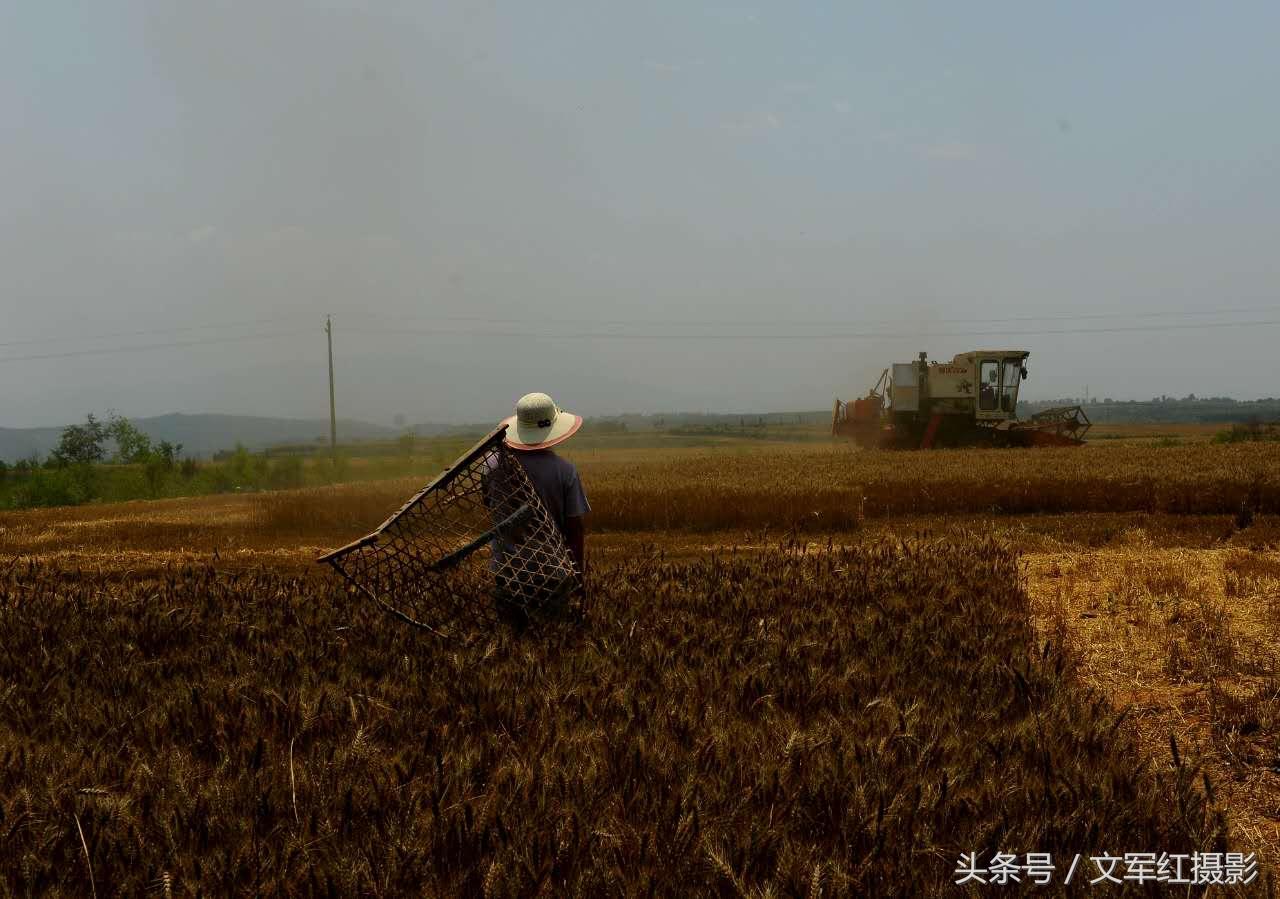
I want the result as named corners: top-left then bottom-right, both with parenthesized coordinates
top-left (365, 303), bottom-right (1280, 328)
top-left (345, 317), bottom-right (1280, 341)
top-left (6, 303), bottom-right (1280, 350)
top-left (3, 313), bottom-right (1279, 365)
top-left (0, 316), bottom-right (298, 348)
top-left (0, 330), bottom-right (316, 364)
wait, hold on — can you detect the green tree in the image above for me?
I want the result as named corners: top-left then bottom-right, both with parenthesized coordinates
top-left (151, 440), bottom-right (183, 466)
top-left (226, 444), bottom-right (253, 484)
top-left (52, 414), bottom-right (108, 466)
top-left (142, 440), bottom-right (184, 496)
top-left (107, 413), bottom-right (153, 463)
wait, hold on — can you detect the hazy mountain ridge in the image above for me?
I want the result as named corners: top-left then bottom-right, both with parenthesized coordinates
top-left (6, 397), bottom-right (1278, 463)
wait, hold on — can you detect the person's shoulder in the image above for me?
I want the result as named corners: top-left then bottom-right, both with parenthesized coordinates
top-left (549, 451), bottom-right (580, 478)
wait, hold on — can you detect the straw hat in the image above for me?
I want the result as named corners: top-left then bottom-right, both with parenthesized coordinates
top-left (501, 392), bottom-right (583, 451)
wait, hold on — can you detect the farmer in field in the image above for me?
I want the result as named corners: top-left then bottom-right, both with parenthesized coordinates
top-left (486, 392), bottom-right (589, 619)
top-left (498, 391), bottom-right (590, 571)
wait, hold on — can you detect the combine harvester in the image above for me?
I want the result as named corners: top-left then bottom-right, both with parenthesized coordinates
top-left (833, 350), bottom-right (1090, 449)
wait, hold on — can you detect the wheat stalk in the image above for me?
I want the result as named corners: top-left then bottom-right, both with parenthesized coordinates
top-left (74, 812), bottom-right (97, 899)
top-left (289, 735), bottom-right (300, 827)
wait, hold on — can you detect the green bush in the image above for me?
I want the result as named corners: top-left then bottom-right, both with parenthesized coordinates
top-left (1213, 421), bottom-right (1280, 444)
top-left (312, 452), bottom-right (351, 484)
top-left (143, 458), bottom-right (170, 497)
top-left (7, 465), bottom-right (95, 508)
top-left (201, 464), bottom-right (236, 494)
top-left (266, 455), bottom-right (305, 490)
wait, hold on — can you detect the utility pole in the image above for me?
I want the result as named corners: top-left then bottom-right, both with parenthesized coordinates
top-left (326, 315), bottom-right (337, 457)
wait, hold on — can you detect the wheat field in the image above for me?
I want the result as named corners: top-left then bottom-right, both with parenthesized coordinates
top-left (0, 437), bottom-right (1276, 893)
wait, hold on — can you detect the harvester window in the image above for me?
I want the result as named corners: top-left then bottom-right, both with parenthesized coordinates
top-left (1001, 360), bottom-right (1021, 413)
top-left (978, 360), bottom-right (998, 411)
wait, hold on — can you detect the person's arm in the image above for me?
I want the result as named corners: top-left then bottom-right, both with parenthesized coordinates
top-left (563, 514), bottom-right (586, 577)
top-left (562, 462), bottom-right (590, 578)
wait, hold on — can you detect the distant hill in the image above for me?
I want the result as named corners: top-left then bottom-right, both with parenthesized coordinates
top-left (0, 413), bottom-right (401, 462)
top-left (7, 399), bottom-right (1276, 463)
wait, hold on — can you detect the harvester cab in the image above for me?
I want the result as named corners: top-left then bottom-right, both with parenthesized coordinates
top-left (833, 350), bottom-right (1089, 450)
top-left (969, 351), bottom-right (1027, 421)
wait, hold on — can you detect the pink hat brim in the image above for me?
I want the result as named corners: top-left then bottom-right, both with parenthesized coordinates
top-left (499, 413), bottom-right (583, 451)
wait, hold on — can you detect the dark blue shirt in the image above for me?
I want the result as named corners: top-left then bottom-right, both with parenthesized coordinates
top-left (510, 449), bottom-right (589, 536)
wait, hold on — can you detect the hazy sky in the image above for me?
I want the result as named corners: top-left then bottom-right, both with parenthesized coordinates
top-left (4, 2), bottom-right (1279, 427)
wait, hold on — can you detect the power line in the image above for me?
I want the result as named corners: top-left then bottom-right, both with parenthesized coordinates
top-left (3, 314), bottom-right (1277, 365)
top-left (6, 303), bottom-right (1278, 350)
top-left (346, 317), bottom-right (1280, 341)
top-left (0, 330), bottom-right (315, 364)
top-left (360, 302), bottom-right (1280, 329)
top-left (0, 316), bottom-right (298, 348)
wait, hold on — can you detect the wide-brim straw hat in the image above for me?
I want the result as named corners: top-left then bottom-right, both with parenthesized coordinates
top-left (500, 392), bottom-right (583, 451)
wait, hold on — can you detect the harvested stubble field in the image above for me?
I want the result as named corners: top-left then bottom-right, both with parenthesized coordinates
top-left (0, 437), bottom-right (1278, 894)
top-left (1027, 542), bottom-right (1280, 870)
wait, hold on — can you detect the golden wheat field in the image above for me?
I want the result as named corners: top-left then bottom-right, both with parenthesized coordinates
top-left (1, 438), bottom-right (1277, 894)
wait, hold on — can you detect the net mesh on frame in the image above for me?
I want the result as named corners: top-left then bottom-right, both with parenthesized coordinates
top-left (318, 426), bottom-right (581, 634)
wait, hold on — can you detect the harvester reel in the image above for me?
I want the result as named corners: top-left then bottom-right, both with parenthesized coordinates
top-left (1009, 404), bottom-right (1092, 446)
top-left (318, 426), bottom-right (581, 636)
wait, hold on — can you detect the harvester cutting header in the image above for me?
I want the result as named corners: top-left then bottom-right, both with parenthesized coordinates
top-left (833, 350), bottom-right (1090, 449)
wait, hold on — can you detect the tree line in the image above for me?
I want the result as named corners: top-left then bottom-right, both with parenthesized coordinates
top-left (0, 413), bottom-right (195, 508)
